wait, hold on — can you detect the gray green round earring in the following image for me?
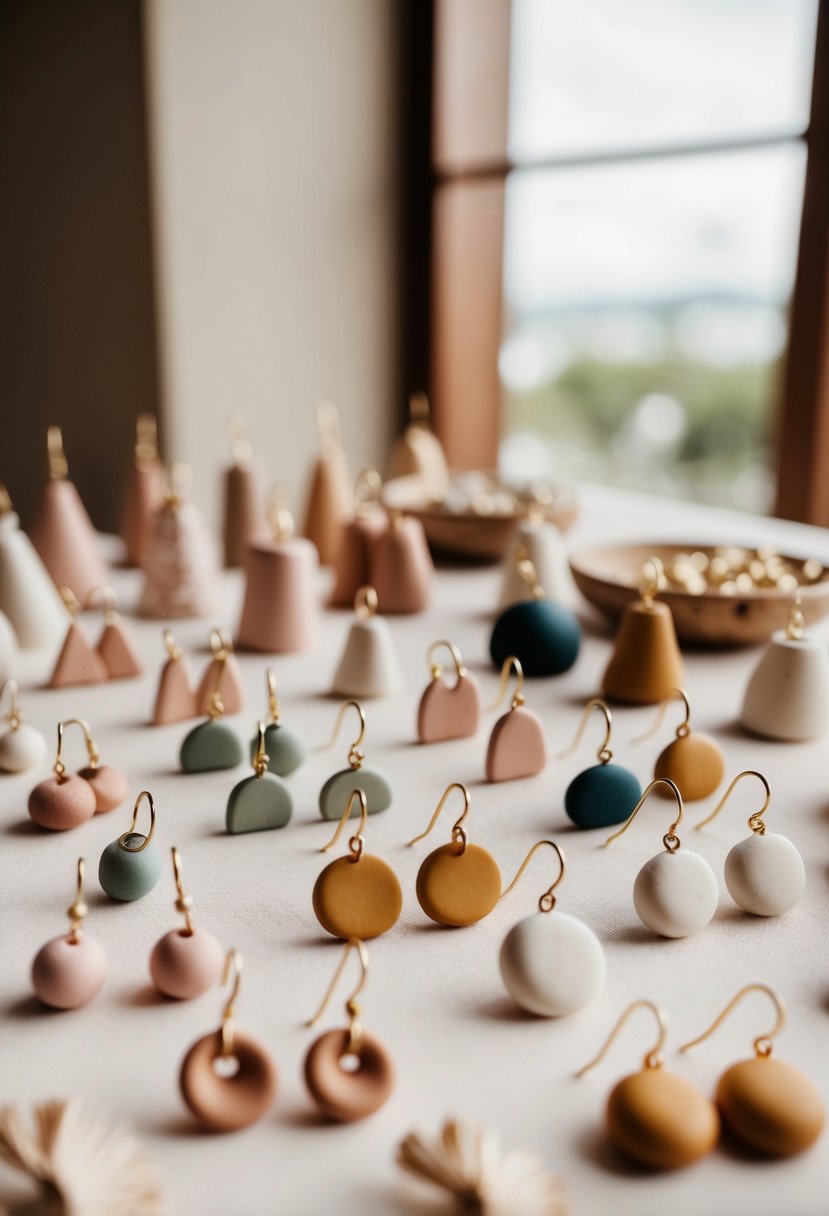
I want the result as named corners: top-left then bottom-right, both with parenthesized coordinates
top-left (227, 721), bottom-right (293, 834)
top-left (99, 789), bottom-right (162, 901)
top-left (248, 668), bottom-right (307, 777)
top-left (180, 643), bottom-right (244, 773)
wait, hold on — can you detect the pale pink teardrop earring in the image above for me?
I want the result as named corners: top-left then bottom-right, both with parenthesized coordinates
top-left (31, 858), bottom-right (107, 1009)
top-left (149, 847), bottom-right (224, 1000)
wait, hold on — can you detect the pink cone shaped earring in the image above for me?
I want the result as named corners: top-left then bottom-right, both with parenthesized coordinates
top-left (196, 629), bottom-right (245, 717)
top-left (302, 401), bottom-right (353, 566)
top-left (222, 414), bottom-right (265, 568)
top-left (89, 586), bottom-right (143, 680)
top-left (50, 588), bottom-right (108, 688)
top-left (31, 858), bottom-right (107, 1009)
top-left (149, 847), bottom-right (224, 999)
top-left (120, 413), bottom-right (164, 568)
top-left (28, 719), bottom-right (128, 830)
top-left (152, 629), bottom-right (198, 725)
top-left (329, 469), bottom-right (387, 608)
top-left (485, 656), bottom-right (547, 782)
top-left (417, 640), bottom-right (481, 744)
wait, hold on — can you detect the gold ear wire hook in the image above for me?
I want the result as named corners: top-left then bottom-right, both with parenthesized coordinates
top-left (354, 468), bottom-right (382, 512)
top-left (640, 557), bottom-right (665, 608)
top-left (87, 585), bottom-right (119, 624)
top-left (0, 679), bottom-right (21, 730)
top-left (171, 846), bottom-right (195, 935)
top-left (500, 840), bottom-right (566, 913)
top-left (54, 719), bottom-right (100, 780)
top-left (267, 482), bottom-right (294, 541)
top-left (265, 668), bottom-right (280, 723)
top-left (354, 586), bottom-right (378, 620)
top-left (60, 586), bottom-right (81, 618)
top-left (557, 698), bottom-right (613, 764)
top-left (205, 632), bottom-right (230, 719)
top-left (786, 591), bottom-right (805, 641)
top-left (220, 949), bottom-right (243, 1058)
top-left (427, 640), bottom-right (466, 684)
top-left (228, 413), bottom-right (253, 465)
top-left (120, 790), bottom-right (157, 853)
top-left (163, 628), bottom-right (182, 660)
top-left (679, 983), bottom-right (786, 1060)
top-left (485, 655), bottom-right (525, 712)
top-left (695, 769), bottom-right (771, 836)
top-left (631, 688), bottom-right (691, 745)
top-left (134, 413), bottom-right (158, 465)
top-left (576, 999), bottom-right (669, 1077)
top-left (47, 426), bottom-right (68, 480)
top-left (408, 782), bottom-right (471, 850)
top-left (516, 547), bottom-right (544, 600)
top-left (320, 789), bottom-right (368, 857)
top-left (603, 777), bottom-right (684, 853)
top-left (67, 857), bottom-right (87, 943)
top-left (253, 722), bottom-right (270, 776)
top-left (307, 938), bottom-right (369, 1055)
top-left (322, 700), bottom-right (366, 770)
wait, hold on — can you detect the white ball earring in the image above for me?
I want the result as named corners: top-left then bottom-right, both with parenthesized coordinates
top-left (0, 679), bottom-right (46, 773)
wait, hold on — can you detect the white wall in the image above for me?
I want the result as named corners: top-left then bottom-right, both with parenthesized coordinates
top-left (143, 0), bottom-right (398, 524)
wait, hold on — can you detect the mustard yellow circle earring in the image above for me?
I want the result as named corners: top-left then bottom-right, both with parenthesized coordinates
top-left (408, 784), bottom-right (501, 927)
top-left (633, 687), bottom-right (724, 801)
top-left (313, 790), bottom-right (402, 940)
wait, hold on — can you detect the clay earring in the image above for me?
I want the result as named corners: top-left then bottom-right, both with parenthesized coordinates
top-left (120, 412), bottom-right (163, 568)
top-left (602, 557), bottom-right (684, 704)
top-left (741, 592), bottom-right (829, 741)
top-left (149, 847), bottom-right (224, 999)
top-left (313, 790), bottom-right (402, 940)
top-left (222, 413), bottom-right (264, 568)
top-left (226, 722), bottom-right (293, 834)
top-left (304, 938), bottom-right (395, 1122)
top-left (387, 390), bottom-right (449, 490)
top-left (49, 588), bottom-right (108, 688)
top-left (633, 687), bottom-right (723, 801)
top-left (152, 629), bottom-right (198, 725)
top-left (417, 641), bottom-right (481, 744)
top-left (489, 552), bottom-right (581, 677)
top-left (369, 509), bottom-right (434, 615)
top-left (557, 698), bottom-right (641, 829)
top-left (680, 983), bottom-right (824, 1157)
top-left (196, 629), bottom-right (245, 716)
top-left (180, 645), bottom-right (244, 773)
top-left (0, 679), bottom-right (46, 773)
top-left (302, 400), bottom-right (353, 566)
top-left (0, 481), bottom-right (67, 648)
top-left (498, 509), bottom-right (577, 611)
top-left (179, 949), bottom-right (278, 1132)
top-left (331, 586), bottom-right (402, 699)
top-left (694, 770), bottom-right (805, 916)
top-left (139, 462), bottom-right (219, 619)
top-left (318, 700), bottom-right (392, 820)
top-left (28, 719), bottom-right (128, 830)
top-left (330, 469), bottom-right (387, 609)
top-left (248, 668), bottom-right (307, 776)
top-left (603, 778), bottom-right (719, 938)
top-left (484, 657), bottom-right (546, 782)
top-left (99, 789), bottom-right (162, 902)
top-left (499, 840), bottom-right (605, 1017)
top-left (408, 783), bottom-right (501, 927)
top-left (577, 1000), bottom-right (719, 1169)
top-left (89, 586), bottom-right (143, 679)
top-left (31, 858), bottom-right (107, 1009)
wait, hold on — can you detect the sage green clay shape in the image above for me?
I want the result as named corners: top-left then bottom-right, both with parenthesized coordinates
top-left (248, 722), bottom-right (307, 777)
top-left (180, 719), bottom-right (244, 773)
top-left (99, 833), bottom-right (162, 901)
top-left (319, 766), bottom-right (392, 821)
top-left (226, 772), bottom-right (293, 834)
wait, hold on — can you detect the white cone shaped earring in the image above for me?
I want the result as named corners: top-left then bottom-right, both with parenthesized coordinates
top-left (0, 679), bottom-right (46, 773)
top-left (603, 778), bottom-right (719, 938)
top-left (31, 858), bottom-right (107, 1009)
top-left (694, 770), bottom-right (805, 917)
top-left (149, 847), bottom-right (224, 999)
top-left (331, 586), bottom-right (401, 699)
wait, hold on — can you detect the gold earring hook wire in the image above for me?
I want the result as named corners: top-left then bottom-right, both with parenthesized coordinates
top-left (320, 789), bottom-right (368, 858)
top-left (427, 640), bottom-right (466, 684)
top-left (485, 655), bottom-right (525, 711)
top-left (47, 426), bottom-right (68, 480)
top-left (0, 679), bottom-right (21, 730)
top-left (267, 481), bottom-right (294, 541)
top-left (165, 462), bottom-right (192, 506)
top-left (67, 857), bottom-right (87, 943)
top-left (786, 591), bottom-right (805, 641)
top-left (171, 846), bottom-right (195, 935)
top-left (163, 628), bottom-right (182, 661)
top-left (639, 557), bottom-right (665, 608)
top-left (265, 668), bottom-right (280, 723)
top-left (60, 586), bottom-right (81, 618)
top-left (500, 839), bottom-right (566, 913)
top-left (408, 782), bottom-right (471, 851)
top-left (307, 938), bottom-right (369, 1055)
top-left (354, 586), bottom-right (378, 620)
top-left (253, 721), bottom-right (270, 777)
top-left (695, 769), bottom-right (771, 836)
top-left (119, 790), bottom-right (157, 854)
top-left (87, 585), bottom-right (119, 624)
top-left (631, 688), bottom-right (691, 745)
top-left (603, 777), bottom-right (684, 853)
top-left (228, 413), bottom-right (253, 465)
top-left (220, 949), bottom-right (243, 1058)
top-left (134, 413), bottom-right (158, 465)
top-left (515, 547), bottom-right (544, 600)
top-left (54, 719), bottom-right (100, 781)
top-left (576, 999), bottom-right (669, 1077)
top-left (557, 698), bottom-right (613, 764)
top-left (322, 700), bottom-right (366, 770)
top-left (679, 983), bottom-right (786, 1060)
top-left (354, 468), bottom-right (382, 512)
top-left (205, 632), bottom-right (231, 720)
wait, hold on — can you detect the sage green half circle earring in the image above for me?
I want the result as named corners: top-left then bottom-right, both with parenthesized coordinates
top-left (99, 789), bottom-right (162, 901)
top-left (560, 698), bottom-right (641, 830)
top-left (227, 722), bottom-right (292, 834)
top-left (248, 668), bottom-right (307, 776)
top-left (180, 645), bottom-right (244, 773)
top-left (318, 700), bottom-right (391, 820)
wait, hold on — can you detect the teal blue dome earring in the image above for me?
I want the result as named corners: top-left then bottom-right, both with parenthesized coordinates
top-left (248, 667), bottom-right (307, 776)
top-left (560, 698), bottom-right (641, 830)
top-left (180, 645), bottom-right (244, 773)
top-left (227, 721), bottom-right (293, 834)
top-left (490, 551), bottom-right (581, 677)
top-left (99, 789), bottom-right (162, 901)
top-left (318, 700), bottom-right (392, 820)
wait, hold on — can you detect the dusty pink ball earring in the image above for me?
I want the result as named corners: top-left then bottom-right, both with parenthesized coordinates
top-left (149, 847), bottom-right (224, 1000)
top-left (31, 858), bottom-right (107, 1009)
top-left (28, 719), bottom-right (128, 830)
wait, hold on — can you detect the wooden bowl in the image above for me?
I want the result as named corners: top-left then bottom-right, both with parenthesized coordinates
top-left (570, 542), bottom-right (829, 646)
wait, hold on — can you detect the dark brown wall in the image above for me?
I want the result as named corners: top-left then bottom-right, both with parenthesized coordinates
top-left (0, 0), bottom-right (160, 531)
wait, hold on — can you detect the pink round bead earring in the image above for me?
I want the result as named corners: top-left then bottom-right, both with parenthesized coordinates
top-left (31, 858), bottom-right (107, 1009)
top-left (149, 846), bottom-right (224, 1000)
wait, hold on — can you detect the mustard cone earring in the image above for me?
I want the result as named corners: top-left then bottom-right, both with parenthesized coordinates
top-left (680, 984), bottom-right (824, 1157)
top-left (408, 784), bottom-right (501, 927)
top-left (120, 413), bottom-right (163, 568)
top-left (313, 790), bottom-right (403, 940)
top-left (89, 587), bottom-right (143, 680)
top-left (577, 1000), bottom-right (719, 1170)
top-left (302, 401), bottom-right (353, 565)
top-left (417, 640), bottom-right (481, 744)
top-left (318, 700), bottom-right (392, 819)
top-left (633, 688), bottom-right (724, 801)
top-left (248, 668), bottom-right (307, 776)
top-left (740, 593), bottom-right (829, 741)
top-left (0, 680), bottom-right (46, 773)
top-left (226, 722), bottom-right (292, 834)
top-left (28, 719), bottom-right (128, 830)
top-left (0, 483), bottom-right (67, 648)
top-left (152, 629), bottom-right (198, 725)
top-left (49, 588), bottom-right (108, 688)
top-left (387, 391), bottom-right (449, 492)
top-left (30, 426), bottom-right (108, 604)
top-left (331, 587), bottom-right (401, 699)
top-left (140, 463), bottom-right (219, 618)
top-left (149, 847), bottom-right (223, 999)
top-left (196, 629), bottom-right (245, 717)
top-left (558, 698), bottom-right (641, 830)
top-left (222, 414), bottom-right (265, 568)
top-left (602, 558), bottom-right (684, 704)
top-left (180, 647), bottom-right (244, 773)
top-left (490, 553), bottom-right (581, 677)
top-left (330, 469), bottom-right (387, 609)
top-left (304, 938), bottom-right (395, 1123)
top-left (31, 858), bottom-right (107, 1010)
top-left (485, 657), bottom-right (546, 782)
top-left (694, 770), bottom-right (805, 916)
top-left (369, 509), bottom-right (434, 615)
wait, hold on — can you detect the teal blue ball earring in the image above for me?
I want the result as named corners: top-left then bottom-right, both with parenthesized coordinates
top-left (490, 552), bottom-right (581, 677)
top-left (318, 700), bottom-right (392, 821)
top-left (99, 789), bottom-right (162, 901)
top-left (180, 646), bottom-right (244, 773)
top-left (227, 721), bottom-right (293, 834)
top-left (248, 667), bottom-right (307, 777)
top-left (560, 698), bottom-right (642, 830)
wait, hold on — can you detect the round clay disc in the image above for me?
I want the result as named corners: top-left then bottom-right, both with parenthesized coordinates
top-left (608, 1066), bottom-right (720, 1169)
top-left (717, 1056), bottom-right (825, 1157)
top-left (724, 832), bottom-right (805, 917)
top-left (312, 854), bottom-right (402, 940)
top-left (415, 842), bottom-right (501, 927)
top-left (304, 1028), bottom-right (395, 1122)
top-left (179, 1029), bottom-right (277, 1131)
top-left (78, 764), bottom-right (129, 814)
top-left (31, 933), bottom-right (107, 1009)
top-left (654, 734), bottom-right (725, 802)
top-left (28, 774), bottom-right (97, 831)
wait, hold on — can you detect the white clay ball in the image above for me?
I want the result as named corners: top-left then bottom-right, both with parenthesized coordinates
top-left (499, 911), bottom-right (606, 1017)
top-left (0, 611), bottom-right (16, 682)
top-left (0, 723), bottom-right (46, 773)
top-left (633, 849), bottom-right (719, 938)
top-left (724, 832), bottom-right (805, 917)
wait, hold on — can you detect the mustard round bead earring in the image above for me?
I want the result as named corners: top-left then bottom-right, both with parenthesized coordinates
top-left (313, 790), bottom-right (402, 941)
top-left (634, 687), bottom-right (724, 802)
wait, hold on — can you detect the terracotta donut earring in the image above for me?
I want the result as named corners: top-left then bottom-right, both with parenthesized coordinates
top-left (603, 778), bottom-right (719, 938)
top-left (28, 719), bottom-right (128, 830)
top-left (226, 722), bottom-right (292, 834)
top-left (318, 700), bottom-right (392, 820)
top-left (417, 641), bottom-right (481, 744)
top-left (248, 668), bottom-right (307, 777)
top-left (489, 552), bottom-right (581, 677)
top-left (152, 629), bottom-right (198, 725)
top-left (577, 1000), bottom-right (719, 1170)
top-left (196, 629), bottom-right (244, 717)
top-left (149, 847), bottom-right (224, 999)
top-left (304, 938), bottom-right (395, 1123)
top-left (49, 588), bottom-right (108, 688)
top-left (313, 790), bottom-right (402, 940)
top-left (180, 646), bottom-right (244, 773)
top-left (179, 949), bottom-right (278, 1132)
top-left (633, 688), bottom-right (724, 801)
top-left (485, 657), bottom-right (546, 782)
top-left (0, 679), bottom-right (46, 773)
top-left (408, 784), bottom-right (501, 927)
top-left (680, 983), bottom-right (824, 1157)
top-left (694, 770), bottom-right (805, 917)
top-left (558, 698), bottom-right (641, 829)
top-left (31, 858), bottom-right (107, 1010)
top-left (98, 790), bottom-right (162, 902)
